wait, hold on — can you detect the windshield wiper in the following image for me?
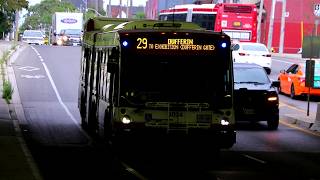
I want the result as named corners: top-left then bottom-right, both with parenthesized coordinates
top-left (120, 96), bottom-right (145, 106)
top-left (234, 81), bottom-right (266, 85)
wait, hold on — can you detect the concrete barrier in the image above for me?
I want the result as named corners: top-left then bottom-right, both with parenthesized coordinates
top-left (310, 103), bottom-right (320, 131)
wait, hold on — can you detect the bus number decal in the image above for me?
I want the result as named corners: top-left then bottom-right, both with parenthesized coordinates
top-left (137, 38), bottom-right (148, 49)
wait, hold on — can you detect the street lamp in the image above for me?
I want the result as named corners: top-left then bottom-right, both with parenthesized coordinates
top-left (87, 8), bottom-right (104, 16)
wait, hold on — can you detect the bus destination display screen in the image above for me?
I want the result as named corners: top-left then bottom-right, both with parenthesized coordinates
top-left (120, 32), bottom-right (229, 56)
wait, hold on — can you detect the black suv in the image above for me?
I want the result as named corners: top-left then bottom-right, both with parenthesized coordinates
top-left (233, 63), bottom-right (280, 130)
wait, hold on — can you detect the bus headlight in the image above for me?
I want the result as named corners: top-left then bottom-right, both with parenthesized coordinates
top-left (121, 115), bottom-right (131, 124)
top-left (221, 119), bottom-right (229, 126)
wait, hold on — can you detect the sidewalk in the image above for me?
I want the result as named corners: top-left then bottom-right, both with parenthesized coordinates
top-left (272, 52), bottom-right (320, 131)
top-left (0, 40), bottom-right (38, 180)
top-left (272, 52), bottom-right (302, 59)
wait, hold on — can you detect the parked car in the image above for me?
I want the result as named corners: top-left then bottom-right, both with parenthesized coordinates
top-left (233, 63), bottom-right (280, 130)
top-left (232, 42), bottom-right (272, 74)
top-left (22, 30), bottom-right (45, 45)
top-left (278, 63), bottom-right (320, 98)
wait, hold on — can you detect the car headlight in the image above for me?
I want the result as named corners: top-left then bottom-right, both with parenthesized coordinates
top-left (121, 115), bottom-right (131, 124)
top-left (268, 96), bottom-right (278, 101)
top-left (62, 36), bottom-right (68, 41)
top-left (57, 39), bottom-right (63, 46)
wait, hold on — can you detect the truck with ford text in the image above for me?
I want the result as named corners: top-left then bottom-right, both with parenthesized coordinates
top-left (51, 12), bottom-right (83, 45)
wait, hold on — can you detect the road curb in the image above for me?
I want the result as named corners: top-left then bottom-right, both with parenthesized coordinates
top-left (281, 114), bottom-right (319, 131)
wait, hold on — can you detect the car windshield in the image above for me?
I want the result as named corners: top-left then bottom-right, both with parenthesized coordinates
top-left (242, 44), bottom-right (267, 51)
top-left (61, 29), bottom-right (81, 35)
top-left (234, 67), bottom-right (270, 84)
top-left (23, 31), bottom-right (43, 37)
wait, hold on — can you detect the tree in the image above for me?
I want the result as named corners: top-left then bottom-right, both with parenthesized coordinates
top-left (0, 0), bottom-right (28, 39)
top-left (20, 0), bottom-right (77, 33)
top-left (0, 0), bottom-right (28, 12)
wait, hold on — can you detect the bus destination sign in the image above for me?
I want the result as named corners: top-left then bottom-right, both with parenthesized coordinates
top-left (136, 38), bottom-right (215, 51)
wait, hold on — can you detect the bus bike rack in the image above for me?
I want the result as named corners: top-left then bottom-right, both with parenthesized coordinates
top-left (145, 102), bottom-right (210, 134)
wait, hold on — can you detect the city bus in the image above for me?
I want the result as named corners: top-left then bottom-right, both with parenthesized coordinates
top-left (159, 3), bottom-right (258, 42)
top-left (79, 17), bottom-right (236, 149)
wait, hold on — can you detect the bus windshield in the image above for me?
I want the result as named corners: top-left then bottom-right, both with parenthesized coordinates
top-left (119, 32), bottom-right (232, 109)
top-left (192, 14), bottom-right (216, 30)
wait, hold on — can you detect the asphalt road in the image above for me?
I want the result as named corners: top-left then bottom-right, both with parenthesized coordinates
top-left (12, 45), bottom-right (320, 180)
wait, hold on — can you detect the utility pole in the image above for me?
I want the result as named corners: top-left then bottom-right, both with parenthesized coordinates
top-left (279, 0), bottom-right (286, 53)
top-left (267, 0), bottom-right (276, 51)
top-left (126, 0), bottom-right (129, 18)
top-left (108, 0), bottom-right (112, 17)
top-left (257, 0), bottom-right (264, 43)
top-left (119, 0), bottom-right (122, 18)
top-left (95, 0), bottom-right (99, 16)
top-left (14, 11), bottom-right (19, 42)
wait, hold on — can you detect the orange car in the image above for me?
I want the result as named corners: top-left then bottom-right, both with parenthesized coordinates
top-left (278, 63), bottom-right (320, 98)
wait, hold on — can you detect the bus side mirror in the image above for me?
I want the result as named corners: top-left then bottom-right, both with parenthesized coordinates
top-left (271, 81), bottom-right (280, 88)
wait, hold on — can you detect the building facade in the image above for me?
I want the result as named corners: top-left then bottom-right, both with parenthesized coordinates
top-left (261, 0), bottom-right (320, 53)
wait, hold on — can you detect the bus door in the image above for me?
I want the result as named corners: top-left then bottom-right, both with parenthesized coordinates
top-left (79, 46), bottom-right (92, 128)
top-left (86, 47), bottom-right (99, 134)
top-left (97, 47), bottom-right (118, 138)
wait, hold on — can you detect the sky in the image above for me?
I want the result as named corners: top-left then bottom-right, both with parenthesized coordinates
top-left (27, 0), bottom-right (147, 6)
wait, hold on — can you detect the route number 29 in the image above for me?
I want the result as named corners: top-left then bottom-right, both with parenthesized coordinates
top-left (137, 38), bottom-right (148, 49)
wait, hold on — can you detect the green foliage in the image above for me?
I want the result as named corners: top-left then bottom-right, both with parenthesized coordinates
top-left (20, 0), bottom-right (77, 32)
top-left (2, 80), bottom-right (13, 104)
top-left (133, 12), bottom-right (145, 19)
top-left (0, 0), bottom-right (28, 37)
top-left (84, 11), bottom-right (97, 22)
top-left (0, 0), bottom-right (28, 11)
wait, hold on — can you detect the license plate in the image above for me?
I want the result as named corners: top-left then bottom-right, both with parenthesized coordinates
top-left (169, 111), bottom-right (183, 117)
top-left (243, 108), bottom-right (255, 115)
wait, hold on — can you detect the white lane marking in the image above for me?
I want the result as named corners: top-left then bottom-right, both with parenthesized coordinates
top-left (18, 66), bottom-right (40, 71)
top-left (242, 154), bottom-right (266, 164)
top-left (30, 46), bottom-right (91, 140)
top-left (21, 74), bottom-right (45, 79)
top-left (272, 59), bottom-right (295, 65)
top-left (121, 162), bottom-right (149, 180)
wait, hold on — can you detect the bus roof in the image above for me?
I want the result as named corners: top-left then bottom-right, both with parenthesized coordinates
top-left (83, 17), bottom-right (206, 46)
top-left (84, 17), bottom-right (202, 32)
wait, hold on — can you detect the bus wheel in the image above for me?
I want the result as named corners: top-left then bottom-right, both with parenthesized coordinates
top-left (104, 109), bottom-right (115, 144)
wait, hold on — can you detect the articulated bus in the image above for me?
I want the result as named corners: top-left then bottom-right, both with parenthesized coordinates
top-left (79, 17), bottom-right (236, 149)
top-left (159, 3), bottom-right (258, 42)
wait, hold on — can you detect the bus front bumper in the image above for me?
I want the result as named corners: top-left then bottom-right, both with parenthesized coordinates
top-left (112, 122), bottom-right (236, 148)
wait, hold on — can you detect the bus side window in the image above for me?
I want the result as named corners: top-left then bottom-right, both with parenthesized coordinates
top-left (100, 50), bottom-right (108, 101)
top-left (107, 47), bottom-right (119, 73)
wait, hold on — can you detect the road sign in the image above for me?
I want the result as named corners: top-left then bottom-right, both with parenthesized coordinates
top-left (315, 4), bottom-right (320, 17)
top-left (306, 60), bottom-right (320, 88)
